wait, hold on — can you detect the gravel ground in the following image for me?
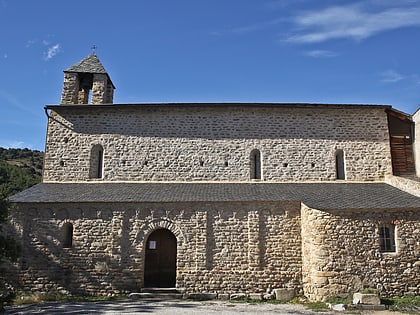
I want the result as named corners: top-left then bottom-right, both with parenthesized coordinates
top-left (4, 299), bottom-right (409, 315)
top-left (4, 299), bottom-right (334, 315)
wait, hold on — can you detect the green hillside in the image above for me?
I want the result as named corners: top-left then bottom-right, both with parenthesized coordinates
top-left (0, 148), bottom-right (43, 199)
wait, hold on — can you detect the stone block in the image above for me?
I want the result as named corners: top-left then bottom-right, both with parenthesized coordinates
top-left (217, 293), bottom-right (230, 300)
top-left (274, 288), bottom-right (295, 301)
top-left (230, 293), bottom-right (246, 300)
top-left (263, 293), bottom-right (274, 300)
top-left (353, 293), bottom-right (381, 305)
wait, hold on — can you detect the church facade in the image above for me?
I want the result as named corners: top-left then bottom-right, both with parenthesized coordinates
top-left (9, 55), bottom-right (420, 301)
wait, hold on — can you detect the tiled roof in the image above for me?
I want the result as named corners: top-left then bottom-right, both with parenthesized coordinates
top-left (65, 54), bottom-right (108, 74)
top-left (9, 182), bottom-right (420, 210)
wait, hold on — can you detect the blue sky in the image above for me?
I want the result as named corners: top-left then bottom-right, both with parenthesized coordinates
top-left (1, 0), bottom-right (420, 151)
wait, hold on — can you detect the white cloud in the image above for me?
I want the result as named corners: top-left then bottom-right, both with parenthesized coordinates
top-left (44, 44), bottom-right (61, 61)
top-left (304, 50), bottom-right (338, 58)
top-left (285, 4), bottom-right (420, 43)
top-left (381, 70), bottom-right (405, 83)
top-left (380, 70), bottom-right (420, 85)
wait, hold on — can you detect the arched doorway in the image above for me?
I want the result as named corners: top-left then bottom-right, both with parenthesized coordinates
top-left (144, 229), bottom-right (177, 288)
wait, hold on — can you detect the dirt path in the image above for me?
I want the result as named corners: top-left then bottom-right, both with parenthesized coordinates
top-left (5, 299), bottom-right (413, 315)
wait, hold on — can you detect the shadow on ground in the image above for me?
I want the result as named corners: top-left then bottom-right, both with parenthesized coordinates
top-left (5, 299), bottom-right (198, 315)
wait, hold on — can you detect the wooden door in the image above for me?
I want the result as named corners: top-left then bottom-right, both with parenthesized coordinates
top-left (390, 136), bottom-right (414, 175)
top-left (144, 229), bottom-right (177, 287)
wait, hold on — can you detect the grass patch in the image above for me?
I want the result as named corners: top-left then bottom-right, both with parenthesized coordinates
top-left (303, 301), bottom-right (330, 312)
top-left (229, 297), bottom-right (261, 304)
top-left (381, 296), bottom-right (420, 308)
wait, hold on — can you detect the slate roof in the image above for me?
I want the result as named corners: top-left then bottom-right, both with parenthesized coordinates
top-left (45, 103), bottom-right (392, 111)
top-left (65, 54), bottom-right (108, 74)
top-left (9, 182), bottom-right (420, 210)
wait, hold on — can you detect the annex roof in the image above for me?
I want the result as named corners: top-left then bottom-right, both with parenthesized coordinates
top-left (9, 182), bottom-right (420, 210)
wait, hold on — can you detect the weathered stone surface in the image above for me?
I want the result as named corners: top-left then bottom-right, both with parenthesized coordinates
top-left (353, 293), bottom-right (381, 305)
top-left (385, 175), bottom-right (420, 197)
top-left (230, 293), bottom-right (247, 300)
top-left (413, 110), bottom-right (420, 178)
top-left (8, 201), bottom-right (303, 296)
top-left (217, 293), bottom-right (230, 300)
top-left (301, 203), bottom-right (420, 301)
top-left (8, 70), bottom-right (420, 304)
top-left (43, 106), bottom-right (392, 183)
top-left (273, 288), bottom-right (295, 301)
top-left (263, 293), bottom-right (274, 300)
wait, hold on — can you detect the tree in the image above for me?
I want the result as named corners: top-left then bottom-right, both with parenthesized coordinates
top-left (0, 148), bottom-right (42, 308)
top-left (0, 198), bottom-right (20, 309)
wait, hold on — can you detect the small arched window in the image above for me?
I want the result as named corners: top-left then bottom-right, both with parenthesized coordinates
top-left (62, 223), bottom-right (73, 248)
top-left (335, 149), bottom-right (345, 180)
top-left (250, 149), bottom-right (262, 180)
top-left (89, 144), bottom-right (104, 179)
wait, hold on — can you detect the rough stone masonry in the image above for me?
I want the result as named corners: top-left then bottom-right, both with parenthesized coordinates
top-left (8, 54), bottom-right (420, 301)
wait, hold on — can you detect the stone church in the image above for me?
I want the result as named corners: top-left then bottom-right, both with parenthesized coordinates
top-left (9, 54), bottom-right (420, 301)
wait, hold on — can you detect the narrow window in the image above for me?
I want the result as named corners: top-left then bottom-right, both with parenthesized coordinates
top-left (335, 149), bottom-right (345, 180)
top-left (379, 224), bottom-right (396, 253)
top-left (89, 144), bottom-right (104, 179)
top-left (250, 149), bottom-right (262, 179)
top-left (97, 148), bottom-right (103, 178)
top-left (62, 223), bottom-right (73, 248)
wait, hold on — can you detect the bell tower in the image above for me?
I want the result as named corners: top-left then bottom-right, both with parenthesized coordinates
top-left (60, 54), bottom-right (115, 105)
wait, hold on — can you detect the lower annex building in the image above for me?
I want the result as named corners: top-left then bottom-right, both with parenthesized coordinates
top-left (9, 54), bottom-right (420, 301)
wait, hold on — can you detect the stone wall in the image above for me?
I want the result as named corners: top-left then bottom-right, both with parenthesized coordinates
top-left (43, 105), bottom-right (392, 182)
top-left (385, 175), bottom-right (420, 197)
top-left (60, 73), bottom-right (79, 104)
top-left (9, 200), bottom-right (419, 299)
top-left (10, 201), bottom-right (302, 295)
top-left (301, 204), bottom-right (420, 301)
top-left (413, 109), bottom-right (420, 177)
top-left (91, 74), bottom-right (108, 105)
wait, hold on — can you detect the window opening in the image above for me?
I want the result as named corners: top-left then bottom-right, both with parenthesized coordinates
top-left (97, 148), bottom-right (103, 178)
top-left (379, 224), bottom-right (396, 252)
top-left (335, 149), bottom-right (345, 180)
top-left (62, 223), bottom-right (73, 248)
top-left (89, 144), bottom-right (104, 179)
top-left (250, 149), bottom-right (262, 179)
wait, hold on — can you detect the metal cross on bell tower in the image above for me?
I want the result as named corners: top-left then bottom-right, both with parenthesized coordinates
top-left (91, 45), bottom-right (97, 55)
